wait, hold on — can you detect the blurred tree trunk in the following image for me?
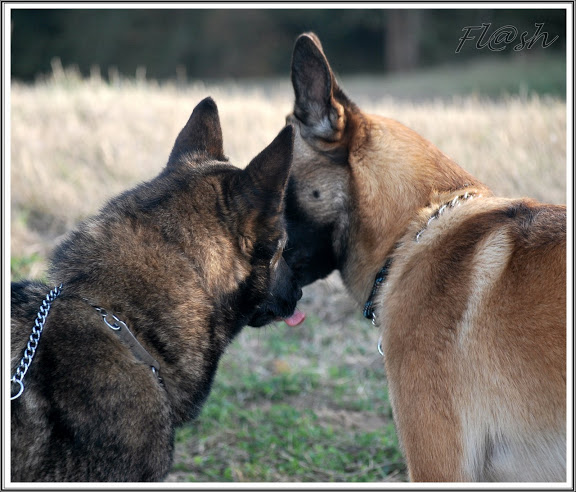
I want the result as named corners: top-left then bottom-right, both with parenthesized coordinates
top-left (385, 10), bottom-right (422, 72)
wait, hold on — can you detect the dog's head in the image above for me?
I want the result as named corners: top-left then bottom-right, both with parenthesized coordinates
top-left (282, 33), bottom-right (359, 288)
top-left (282, 33), bottom-right (479, 298)
top-left (166, 97), bottom-right (304, 330)
top-left (53, 97), bottom-right (304, 337)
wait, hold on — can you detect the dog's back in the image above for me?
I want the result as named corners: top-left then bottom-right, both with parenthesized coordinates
top-left (381, 197), bottom-right (566, 481)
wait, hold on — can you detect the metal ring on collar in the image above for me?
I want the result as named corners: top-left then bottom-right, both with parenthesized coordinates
top-left (102, 313), bottom-right (126, 331)
top-left (10, 379), bottom-right (24, 401)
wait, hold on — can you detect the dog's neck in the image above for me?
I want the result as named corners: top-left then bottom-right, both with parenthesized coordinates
top-left (360, 186), bottom-right (486, 321)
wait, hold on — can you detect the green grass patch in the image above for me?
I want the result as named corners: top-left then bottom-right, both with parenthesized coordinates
top-left (169, 317), bottom-right (404, 483)
top-left (11, 253), bottom-right (45, 282)
top-left (213, 369), bottom-right (320, 404)
top-left (173, 384), bottom-right (404, 482)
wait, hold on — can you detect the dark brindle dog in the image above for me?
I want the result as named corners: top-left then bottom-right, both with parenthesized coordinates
top-left (282, 33), bottom-right (566, 482)
top-left (11, 97), bottom-right (304, 482)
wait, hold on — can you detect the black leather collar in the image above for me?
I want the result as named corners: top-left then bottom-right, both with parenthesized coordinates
top-left (363, 256), bottom-right (394, 322)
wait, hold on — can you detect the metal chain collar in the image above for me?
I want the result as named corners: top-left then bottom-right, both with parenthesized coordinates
top-left (11, 284), bottom-right (63, 400)
top-left (368, 191), bottom-right (479, 357)
top-left (415, 192), bottom-right (478, 242)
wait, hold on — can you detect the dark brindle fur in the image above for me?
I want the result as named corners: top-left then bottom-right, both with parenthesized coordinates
top-left (282, 33), bottom-right (566, 482)
top-left (11, 97), bottom-right (301, 482)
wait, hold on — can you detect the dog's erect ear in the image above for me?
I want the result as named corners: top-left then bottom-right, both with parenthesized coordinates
top-left (291, 33), bottom-right (346, 140)
top-left (168, 97), bottom-right (227, 166)
top-left (242, 125), bottom-right (294, 213)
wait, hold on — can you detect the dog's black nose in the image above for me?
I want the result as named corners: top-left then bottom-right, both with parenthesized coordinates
top-left (297, 288), bottom-right (303, 301)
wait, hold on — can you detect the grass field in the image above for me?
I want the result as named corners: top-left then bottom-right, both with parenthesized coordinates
top-left (9, 61), bottom-right (567, 482)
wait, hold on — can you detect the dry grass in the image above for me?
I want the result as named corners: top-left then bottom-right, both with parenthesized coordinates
top-left (10, 71), bottom-right (566, 280)
top-left (9, 69), bottom-right (567, 482)
top-left (10, 76), bottom-right (292, 277)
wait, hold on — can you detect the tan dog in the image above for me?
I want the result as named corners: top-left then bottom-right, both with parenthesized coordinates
top-left (282, 33), bottom-right (567, 482)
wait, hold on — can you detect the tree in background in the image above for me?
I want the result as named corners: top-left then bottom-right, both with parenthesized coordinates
top-left (385, 10), bottom-right (422, 72)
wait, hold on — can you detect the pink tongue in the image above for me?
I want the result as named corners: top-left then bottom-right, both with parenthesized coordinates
top-left (282, 309), bottom-right (306, 327)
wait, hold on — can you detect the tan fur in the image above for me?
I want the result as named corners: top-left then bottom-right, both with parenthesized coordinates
top-left (343, 114), bottom-right (485, 302)
top-left (284, 33), bottom-right (567, 482)
top-left (381, 197), bottom-right (566, 481)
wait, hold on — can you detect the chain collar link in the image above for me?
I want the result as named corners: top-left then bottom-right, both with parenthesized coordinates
top-left (415, 192), bottom-right (478, 242)
top-left (11, 284), bottom-right (63, 400)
